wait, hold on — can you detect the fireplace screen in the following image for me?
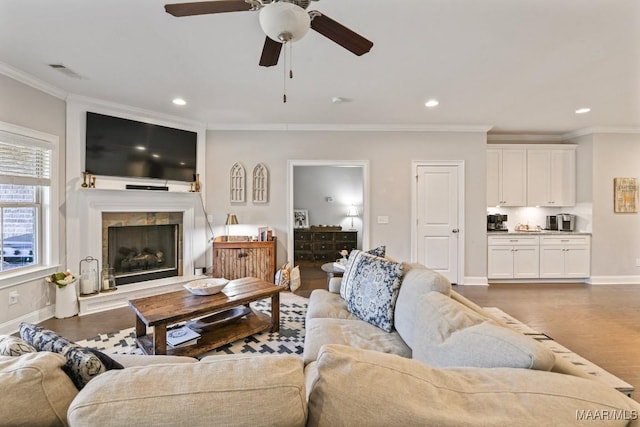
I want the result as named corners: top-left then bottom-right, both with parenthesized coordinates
top-left (107, 224), bottom-right (178, 285)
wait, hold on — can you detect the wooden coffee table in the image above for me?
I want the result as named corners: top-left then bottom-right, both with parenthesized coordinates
top-left (128, 277), bottom-right (281, 357)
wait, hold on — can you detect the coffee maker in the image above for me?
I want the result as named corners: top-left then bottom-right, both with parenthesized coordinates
top-left (557, 214), bottom-right (576, 232)
top-left (487, 214), bottom-right (508, 231)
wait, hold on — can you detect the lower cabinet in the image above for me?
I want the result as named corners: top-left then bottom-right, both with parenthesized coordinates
top-left (539, 235), bottom-right (591, 278)
top-left (487, 236), bottom-right (539, 279)
top-left (212, 240), bottom-right (276, 282)
top-left (488, 234), bottom-right (591, 280)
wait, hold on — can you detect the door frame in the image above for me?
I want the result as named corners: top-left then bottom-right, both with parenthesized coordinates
top-left (287, 160), bottom-right (370, 266)
top-left (411, 160), bottom-right (465, 284)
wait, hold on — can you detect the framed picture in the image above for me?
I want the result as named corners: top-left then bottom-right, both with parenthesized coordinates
top-left (293, 209), bottom-right (309, 229)
top-left (614, 177), bottom-right (638, 213)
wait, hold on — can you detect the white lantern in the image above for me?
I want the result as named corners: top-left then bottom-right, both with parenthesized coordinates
top-left (259, 2), bottom-right (311, 43)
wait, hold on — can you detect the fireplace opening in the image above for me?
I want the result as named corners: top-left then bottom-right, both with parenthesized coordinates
top-left (107, 224), bottom-right (179, 285)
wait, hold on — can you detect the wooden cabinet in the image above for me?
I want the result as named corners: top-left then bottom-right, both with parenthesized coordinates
top-left (487, 235), bottom-right (539, 279)
top-left (539, 235), bottom-right (590, 278)
top-left (487, 148), bottom-right (527, 206)
top-left (527, 147), bottom-right (576, 207)
top-left (294, 229), bottom-right (357, 265)
top-left (212, 240), bottom-right (276, 282)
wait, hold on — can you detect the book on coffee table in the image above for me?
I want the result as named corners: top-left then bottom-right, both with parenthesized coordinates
top-left (167, 326), bottom-right (201, 347)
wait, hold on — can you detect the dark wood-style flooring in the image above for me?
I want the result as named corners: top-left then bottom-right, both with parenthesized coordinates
top-left (38, 266), bottom-right (640, 402)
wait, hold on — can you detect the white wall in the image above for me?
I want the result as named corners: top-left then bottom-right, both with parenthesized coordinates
top-left (590, 133), bottom-right (640, 280)
top-left (0, 74), bottom-right (66, 332)
top-left (205, 130), bottom-right (488, 281)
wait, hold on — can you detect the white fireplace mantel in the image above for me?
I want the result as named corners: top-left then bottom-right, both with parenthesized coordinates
top-left (66, 188), bottom-right (208, 315)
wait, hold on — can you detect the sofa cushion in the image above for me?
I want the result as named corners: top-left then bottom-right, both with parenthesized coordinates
top-left (20, 323), bottom-right (106, 389)
top-left (306, 289), bottom-right (360, 321)
top-left (0, 352), bottom-right (78, 427)
top-left (306, 344), bottom-right (640, 427)
top-left (341, 251), bottom-right (404, 332)
top-left (0, 335), bottom-right (37, 356)
top-left (303, 317), bottom-right (411, 365)
top-left (67, 354), bottom-right (307, 427)
top-left (412, 292), bottom-right (555, 370)
top-left (394, 264), bottom-right (451, 347)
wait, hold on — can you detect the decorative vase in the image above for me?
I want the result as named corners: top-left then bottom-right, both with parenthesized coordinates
top-left (55, 280), bottom-right (79, 319)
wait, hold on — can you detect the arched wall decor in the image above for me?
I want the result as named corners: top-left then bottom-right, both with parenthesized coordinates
top-left (230, 162), bottom-right (246, 203)
top-left (253, 163), bottom-right (269, 203)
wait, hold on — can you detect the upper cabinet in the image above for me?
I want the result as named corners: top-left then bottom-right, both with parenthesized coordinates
top-left (487, 144), bottom-right (576, 208)
top-left (487, 148), bottom-right (527, 206)
top-left (527, 147), bottom-right (576, 207)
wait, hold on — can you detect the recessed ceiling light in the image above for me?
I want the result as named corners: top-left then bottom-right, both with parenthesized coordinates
top-left (172, 98), bottom-right (187, 106)
top-left (152, 154), bottom-right (160, 158)
top-left (424, 99), bottom-right (439, 108)
top-left (135, 146), bottom-right (146, 151)
top-left (575, 107), bottom-right (591, 114)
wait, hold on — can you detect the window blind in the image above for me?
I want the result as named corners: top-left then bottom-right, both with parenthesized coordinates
top-left (0, 131), bottom-right (52, 186)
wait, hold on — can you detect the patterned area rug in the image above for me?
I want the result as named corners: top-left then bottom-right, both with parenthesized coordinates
top-left (76, 292), bottom-right (308, 358)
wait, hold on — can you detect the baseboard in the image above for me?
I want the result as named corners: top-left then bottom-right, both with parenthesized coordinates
top-left (461, 276), bottom-right (489, 286)
top-left (0, 305), bottom-right (55, 335)
top-left (587, 276), bottom-right (640, 285)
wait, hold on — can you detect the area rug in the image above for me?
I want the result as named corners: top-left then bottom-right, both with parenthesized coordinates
top-left (76, 292), bottom-right (308, 357)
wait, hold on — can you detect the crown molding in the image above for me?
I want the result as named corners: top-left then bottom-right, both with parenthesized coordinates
top-left (206, 123), bottom-right (494, 133)
top-left (0, 61), bottom-right (67, 100)
top-left (562, 127), bottom-right (640, 140)
top-left (487, 134), bottom-right (563, 142)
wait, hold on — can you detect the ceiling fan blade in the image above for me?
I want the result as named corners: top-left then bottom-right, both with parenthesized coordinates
top-left (259, 36), bottom-right (282, 67)
top-left (309, 11), bottom-right (373, 56)
top-left (165, 1), bottom-right (252, 17)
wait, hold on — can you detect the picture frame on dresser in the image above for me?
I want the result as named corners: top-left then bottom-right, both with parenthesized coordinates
top-left (294, 209), bottom-right (309, 228)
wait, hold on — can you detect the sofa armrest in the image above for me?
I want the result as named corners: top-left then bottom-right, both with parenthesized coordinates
top-left (328, 277), bottom-right (342, 293)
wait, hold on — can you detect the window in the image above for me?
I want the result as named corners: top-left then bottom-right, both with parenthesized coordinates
top-left (0, 124), bottom-right (55, 276)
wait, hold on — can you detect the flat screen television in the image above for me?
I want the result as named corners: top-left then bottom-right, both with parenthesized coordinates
top-left (85, 112), bottom-right (197, 182)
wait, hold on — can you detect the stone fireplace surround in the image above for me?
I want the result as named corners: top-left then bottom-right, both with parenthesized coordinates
top-left (67, 189), bottom-right (207, 315)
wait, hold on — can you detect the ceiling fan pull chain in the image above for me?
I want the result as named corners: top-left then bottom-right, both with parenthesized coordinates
top-left (289, 42), bottom-right (294, 79)
top-left (283, 41), bottom-right (287, 103)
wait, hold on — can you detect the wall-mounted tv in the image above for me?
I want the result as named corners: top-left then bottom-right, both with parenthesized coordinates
top-left (85, 112), bottom-right (197, 182)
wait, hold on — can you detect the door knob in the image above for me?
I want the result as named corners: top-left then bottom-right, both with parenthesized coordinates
top-left (452, 229), bottom-right (459, 233)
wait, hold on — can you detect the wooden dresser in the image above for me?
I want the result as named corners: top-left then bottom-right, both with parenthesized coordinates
top-left (294, 229), bottom-right (357, 265)
top-left (212, 239), bottom-right (276, 283)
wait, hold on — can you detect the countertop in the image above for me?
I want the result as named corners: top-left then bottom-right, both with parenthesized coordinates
top-left (487, 230), bottom-right (592, 235)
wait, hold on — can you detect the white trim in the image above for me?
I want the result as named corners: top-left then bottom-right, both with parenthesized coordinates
top-left (411, 160), bottom-right (465, 285)
top-left (0, 61), bottom-right (67, 100)
top-left (587, 276), bottom-right (640, 285)
top-left (562, 127), bottom-right (640, 140)
top-left (286, 160), bottom-right (370, 266)
top-left (461, 276), bottom-right (489, 286)
top-left (209, 123), bottom-right (494, 133)
top-left (0, 305), bottom-right (55, 335)
top-left (487, 134), bottom-right (564, 142)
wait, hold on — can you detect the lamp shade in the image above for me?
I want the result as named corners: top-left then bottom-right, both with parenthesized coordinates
top-left (346, 206), bottom-right (359, 217)
top-left (259, 2), bottom-right (310, 43)
top-left (225, 213), bottom-right (239, 225)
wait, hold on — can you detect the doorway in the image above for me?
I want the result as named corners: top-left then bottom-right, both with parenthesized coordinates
top-left (411, 161), bottom-right (465, 284)
top-left (287, 160), bottom-right (370, 267)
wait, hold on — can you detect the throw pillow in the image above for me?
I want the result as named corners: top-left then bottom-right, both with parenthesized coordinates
top-left (344, 252), bottom-right (404, 332)
top-left (19, 322), bottom-right (107, 389)
top-left (412, 292), bottom-right (555, 370)
top-left (0, 335), bottom-right (36, 356)
top-left (85, 347), bottom-right (124, 370)
top-left (366, 245), bottom-right (386, 257)
top-left (275, 262), bottom-right (291, 290)
top-left (289, 265), bottom-right (301, 292)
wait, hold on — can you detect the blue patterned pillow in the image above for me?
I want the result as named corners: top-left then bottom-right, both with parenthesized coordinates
top-left (366, 245), bottom-right (386, 257)
top-left (19, 323), bottom-right (106, 389)
top-left (344, 252), bottom-right (404, 332)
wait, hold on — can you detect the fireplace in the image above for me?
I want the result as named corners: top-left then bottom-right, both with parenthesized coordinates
top-left (102, 212), bottom-right (183, 286)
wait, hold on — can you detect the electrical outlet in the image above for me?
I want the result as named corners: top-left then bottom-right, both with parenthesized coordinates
top-left (9, 291), bottom-right (19, 305)
top-left (377, 216), bottom-right (389, 224)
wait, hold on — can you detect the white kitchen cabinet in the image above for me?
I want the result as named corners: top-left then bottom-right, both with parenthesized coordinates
top-left (487, 235), bottom-right (539, 279)
top-left (539, 235), bottom-right (590, 278)
top-left (527, 147), bottom-right (576, 207)
top-left (486, 148), bottom-right (527, 207)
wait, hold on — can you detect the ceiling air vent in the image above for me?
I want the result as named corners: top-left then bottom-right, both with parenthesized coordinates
top-left (48, 63), bottom-right (83, 79)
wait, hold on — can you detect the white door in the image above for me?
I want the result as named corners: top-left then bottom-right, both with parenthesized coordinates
top-left (415, 164), bottom-right (461, 284)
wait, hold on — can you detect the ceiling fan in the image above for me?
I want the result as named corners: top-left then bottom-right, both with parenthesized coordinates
top-left (164, 0), bottom-right (374, 67)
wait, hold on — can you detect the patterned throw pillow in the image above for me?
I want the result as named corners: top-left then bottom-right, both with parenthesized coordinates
top-left (366, 245), bottom-right (386, 257)
top-left (344, 252), bottom-right (404, 332)
top-left (19, 323), bottom-right (106, 389)
top-left (0, 335), bottom-right (36, 356)
top-left (340, 246), bottom-right (387, 300)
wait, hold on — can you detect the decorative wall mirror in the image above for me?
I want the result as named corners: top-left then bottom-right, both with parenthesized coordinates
top-left (230, 162), bottom-right (246, 203)
top-left (253, 163), bottom-right (269, 203)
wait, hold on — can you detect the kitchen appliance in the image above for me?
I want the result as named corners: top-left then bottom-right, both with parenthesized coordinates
top-left (557, 214), bottom-right (576, 232)
top-left (487, 214), bottom-right (508, 231)
top-left (545, 215), bottom-right (558, 231)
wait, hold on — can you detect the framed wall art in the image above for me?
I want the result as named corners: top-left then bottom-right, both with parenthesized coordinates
top-left (294, 209), bottom-right (309, 229)
top-left (613, 177), bottom-right (638, 213)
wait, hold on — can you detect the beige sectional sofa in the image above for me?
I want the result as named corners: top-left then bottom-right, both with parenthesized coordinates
top-left (2, 261), bottom-right (639, 426)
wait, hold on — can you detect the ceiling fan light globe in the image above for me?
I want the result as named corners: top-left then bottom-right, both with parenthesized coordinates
top-left (259, 2), bottom-right (311, 43)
